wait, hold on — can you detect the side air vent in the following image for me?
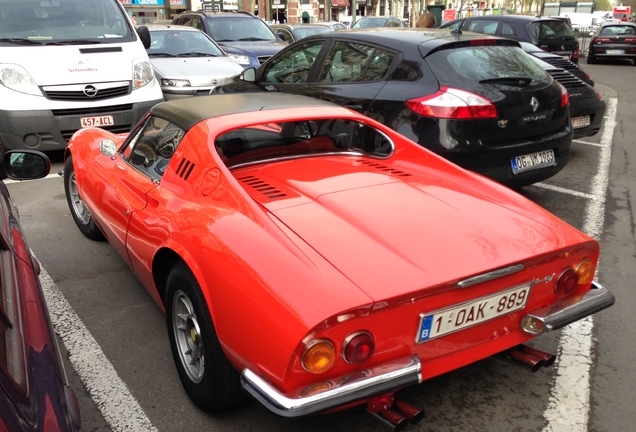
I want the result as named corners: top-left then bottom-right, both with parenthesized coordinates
top-left (356, 159), bottom-right (411, 177)
top-left (238, 175), bottom-right (287, 199)
top-left (176, 158), bottom-right (195, 180)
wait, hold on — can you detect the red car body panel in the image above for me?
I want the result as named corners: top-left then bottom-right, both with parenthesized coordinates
top-left (65, 96), bottom-right (611, 413)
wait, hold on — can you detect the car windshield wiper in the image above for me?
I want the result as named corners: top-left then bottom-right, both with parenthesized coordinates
top-left (178, 52), bottom-right (219, 57)
top-left (148, 53), bottom-right (178, 57)
top-left (46, 39), bottom-right (103, 45)
top-left (0, 37), bottom-right (44, 45)
top-left (478, 76), bottom-right (533, 86)
top-left (238, 37), bottom-right (269, 41)
top-left (215, 39), bottom-right (237, 42)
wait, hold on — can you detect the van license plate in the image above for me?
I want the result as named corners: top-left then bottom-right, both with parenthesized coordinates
top-left (80, 115), bottom-right (114, 128)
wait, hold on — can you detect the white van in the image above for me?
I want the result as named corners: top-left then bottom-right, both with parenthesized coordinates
top-left (0, 0), bottom-right (163, 152)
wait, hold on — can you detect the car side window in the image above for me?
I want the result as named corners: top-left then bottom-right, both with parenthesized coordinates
top-left (124, 116), bottom-right (185, 181)
top-left (262, 40), bottom-right (324, 83)
top-left (500, 22), bottom-right (516, 36)
top-left (318, 42), bottom-right (393, 83)
top-left (275, 29), bottom-right (293, 43)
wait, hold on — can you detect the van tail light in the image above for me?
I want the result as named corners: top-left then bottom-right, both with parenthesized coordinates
top-left (406, 87), bottom-right (498, 119)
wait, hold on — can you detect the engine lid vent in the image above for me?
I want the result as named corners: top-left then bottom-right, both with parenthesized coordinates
top-left (356, 159), bottom-right (412, 177)
top-left (238, 175), bottom-right (287, 199)
top-left (176, 158), bottom-right (196, 180)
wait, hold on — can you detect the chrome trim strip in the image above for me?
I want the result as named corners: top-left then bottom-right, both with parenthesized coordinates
top-left (523, 281), bottom-right (615, 333)
top-left (241, 355), bottom-right (421, 417)
top-left (457, 264), bottom-right (525, 288)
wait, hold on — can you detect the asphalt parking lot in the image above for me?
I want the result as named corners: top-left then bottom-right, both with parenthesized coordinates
top-left (5, 60), bottom-right (636, 432)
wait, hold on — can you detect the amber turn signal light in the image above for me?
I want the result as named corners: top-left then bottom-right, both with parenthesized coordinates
top-left (302, 340), bottom-right (335, 374)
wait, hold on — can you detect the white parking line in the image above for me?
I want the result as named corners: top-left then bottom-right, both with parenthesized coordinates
top-left (542, 97), bottom-right (617, 432)
top-left (39, 267), bottom-right (158, 432)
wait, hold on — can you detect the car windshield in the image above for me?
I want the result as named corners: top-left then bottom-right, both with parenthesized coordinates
top-left (0, 0), bottom-right (132, 42)
top-left (205, 18), bottom-right (277, 42)
top-left (215, 118), bottom-right (394, 168)
top-left (426, 45), bottom-right (550, 87)
top-left (352, 17), bottom-right (388, 29)
top-left (148, 29), bottom-right (225, 56)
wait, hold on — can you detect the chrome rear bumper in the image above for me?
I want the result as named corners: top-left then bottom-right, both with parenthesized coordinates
top-left (241, 355), bottom-right (421, 418)
top-left (523, 280), bottom-right (614, 333)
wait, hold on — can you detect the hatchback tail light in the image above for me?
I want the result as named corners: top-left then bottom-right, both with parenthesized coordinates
top-left (556, 82), bottom-right (569, 107)
top-left (406, 87), bottom-right (498, 119)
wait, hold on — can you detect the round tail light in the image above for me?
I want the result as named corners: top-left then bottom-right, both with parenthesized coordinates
top-left (342, 332), bottom-right (375, 364)
top-left (302, 340), bottom-right (335, 374)
top-left (555, 268), bottom-right (579, 294)
top-left (576, 259), bottom-right (595, 285)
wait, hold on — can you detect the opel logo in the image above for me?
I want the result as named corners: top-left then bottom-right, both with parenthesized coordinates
top-left (83, 85), bottom-right (98, 98)
top-left (530, 97), bottom-right (539, 112)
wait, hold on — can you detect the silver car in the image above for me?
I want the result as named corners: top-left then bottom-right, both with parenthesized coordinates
top-left (146, 25), bottom-right (244, 100)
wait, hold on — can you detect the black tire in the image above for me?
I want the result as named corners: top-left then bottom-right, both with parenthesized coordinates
top-left (63, 156), bottom-right (105, 241)
top-left (165, 262), bottom-right (243, 412)
top-left (587, 55), bottom-right (595, 64)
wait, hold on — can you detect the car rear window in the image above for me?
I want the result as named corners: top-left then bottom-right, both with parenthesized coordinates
top-left (600, 25), bottom-right (636, 35)
top-left (528, 20), bottom-right (575, 40)
top-left (216, 119), bottom-right (394, 167)
top-left (425, 45), bottom-right (550, 87)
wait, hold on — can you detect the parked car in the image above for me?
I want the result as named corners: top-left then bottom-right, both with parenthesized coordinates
top-left (215, 28), bottom-right (573, 188)
top-left (351, 15), bottom-right (405, 29)
top-left (0, 150), bottom-right (81, 431)
top-left (145, 25), bottom-right (243, 100)
top-left (440, 15), bottom-right (580, 63)
top-left (519, 42), bottom-right (594, 86)
top-left (587, 21), bottom-right (636, 65)
top-left (63, 92), bottom-right (614, 422)
top-left (525, 52), bottom-right (606, 138)
top-left (171, 11), bottom-right (287, 69)
top-left (270, 23), bottom-right (333, 43)
top-left (318, 21), bottom-right (348, 30)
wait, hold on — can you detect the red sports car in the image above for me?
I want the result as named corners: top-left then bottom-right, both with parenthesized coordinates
top-left (63, 93), bottom-right (614, 425)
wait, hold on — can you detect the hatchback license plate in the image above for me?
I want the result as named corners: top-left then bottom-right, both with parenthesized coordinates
top-left (606, 49), bottom-right (625, 55)
top-left (80, 115), bottom-right (114, 128)
top-left (511, 149), bottom-right (555, 174)
top-left (572, 115), bottom-right (591, 129)
top-left (416, 284), bottom-right (531, 343)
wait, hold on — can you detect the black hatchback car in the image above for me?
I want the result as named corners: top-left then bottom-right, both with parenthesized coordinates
top-left (587, 21), bottom-right (636, 65)
top-left (171, 11), bottom-right (287, 69)
top-left (216, 28), bottom-right (573, 188)
top-left (440, 15), bottom-right (580, 63)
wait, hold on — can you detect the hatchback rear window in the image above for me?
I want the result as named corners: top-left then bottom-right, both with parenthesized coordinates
top-left (528, 21), bottom-right (575, 40)
top-left (425, 46), bottom-right (550, 87)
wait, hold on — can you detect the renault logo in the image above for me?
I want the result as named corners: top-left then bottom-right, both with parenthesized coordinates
top-left (83, 85), bottom-right (98, 98)
top-left (530, 97), bottom-right (539, 112)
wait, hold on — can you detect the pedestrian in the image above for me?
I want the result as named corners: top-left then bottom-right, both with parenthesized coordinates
top-left (131, 14), bottom-right (137, 26)
top-left (416, 11), bottom-right (436, 28)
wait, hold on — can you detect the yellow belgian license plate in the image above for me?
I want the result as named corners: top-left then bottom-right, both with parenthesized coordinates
top-left (416, 284), bottom-right (531, 343)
